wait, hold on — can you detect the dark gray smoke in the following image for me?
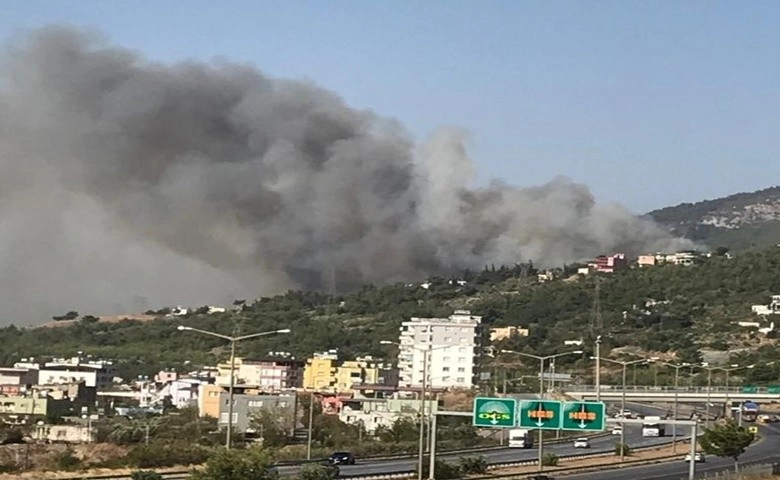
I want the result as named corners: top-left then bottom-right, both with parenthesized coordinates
top-left (0, 27), bottom-right (691, 323)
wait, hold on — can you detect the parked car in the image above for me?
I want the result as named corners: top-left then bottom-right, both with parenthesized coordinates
top-left (328, 451), bottom-right (356, 465)
top-left (611, 426), bottom-right (623, 435)
top-left (526, 476), bottom-right (554, 480)
top-left (685, 453), bottom-right (705, 463)
top-left (573, 438), bottom-right (590, 448)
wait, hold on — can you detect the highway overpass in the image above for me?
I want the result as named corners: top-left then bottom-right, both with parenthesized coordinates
top-left (565, 385), bottom-right (780, 403)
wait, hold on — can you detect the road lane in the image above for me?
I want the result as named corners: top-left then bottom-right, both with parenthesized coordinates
top-left (277, 403), bottom-right (682, 477)
top-left (560, 423), bottom-right (780, 480)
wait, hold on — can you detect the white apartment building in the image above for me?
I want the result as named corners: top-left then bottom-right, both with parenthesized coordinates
top-left (397, 310), bottom-right (482, 390)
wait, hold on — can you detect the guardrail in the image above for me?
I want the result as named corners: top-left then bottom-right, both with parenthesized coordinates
top-left (569, 385), bottom-right (780, 394)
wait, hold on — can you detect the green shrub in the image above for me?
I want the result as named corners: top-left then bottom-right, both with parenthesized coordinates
top-left (54, 450), bottom-right (82, 471)
top-left (417, 458), bottom-right (461, 480)
top-left (131, 471), bottom-right (164, 480)
top-left (299, 463), bottom-right (340, 480)
top-left (614, 443), bottom-right (632, 456)
top-left (542, 453), bottom-right (559, 466)
top-left (190, 448), bottom-right (277, 480)
top-left (458, 455), bottom-right (487, 474)
top-left (127, 442), bottom-right (212, 468)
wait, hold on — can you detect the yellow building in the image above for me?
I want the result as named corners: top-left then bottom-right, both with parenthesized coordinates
top-left (303, 352), bottom-right (339, 391)
top-left (198, 384), bottom-right (223, 419)
top-left (334, 360), bottom-right (379, 393)
top-left (489, 326), bottom-right (529, 342)
top-left (303, 351), bottom-right (383, 393)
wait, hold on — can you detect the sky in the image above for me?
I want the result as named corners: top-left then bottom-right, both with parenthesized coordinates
top-left (1, 1), bottom-right (778, 213)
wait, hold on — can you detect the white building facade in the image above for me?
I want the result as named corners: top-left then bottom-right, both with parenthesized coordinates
top-left (397, 310), bottom-right (482, 389)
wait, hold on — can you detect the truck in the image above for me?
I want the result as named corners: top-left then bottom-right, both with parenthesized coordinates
top-left (508, 428), bottom-right (534, 448)
top-left (741, 402), bottom-right (759, 423)
top-left (642, 416), bottom-right (665, 437)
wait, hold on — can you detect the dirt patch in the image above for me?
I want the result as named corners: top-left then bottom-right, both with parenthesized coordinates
top-left (0, 443), bottom-right (132, 478)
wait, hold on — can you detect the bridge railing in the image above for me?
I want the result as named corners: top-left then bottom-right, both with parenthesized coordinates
top-left (564, 385), bottom-right (776, 394)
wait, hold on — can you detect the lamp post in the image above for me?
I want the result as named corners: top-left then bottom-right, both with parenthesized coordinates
top-left (651, 360), bottom-right (690, 453)
top-left (594, 336), bottom-right (602, 402)
top-left (500, 349), bottom-right (583, 471)
top-left (177, 325), bottom-right (290, 449)
top-left (717, 364), bottom-right (755, 423)
top-left (591, 357), bottom-right (646, 462)
top-left (380, 340), bottom-right (450, 480)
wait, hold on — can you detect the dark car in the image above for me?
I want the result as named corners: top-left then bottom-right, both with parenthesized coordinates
top-left (526, 476), bottom-right (554, 480)
top-left (328, 451), bottom-right (356, 465)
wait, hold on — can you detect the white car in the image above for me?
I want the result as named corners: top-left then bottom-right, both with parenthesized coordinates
top-left (611, 426), bottom-right (623, 435)
top-left (573, 438), bottom-right (590, 448)
top-left (685, 453), bottom-right (705, 463)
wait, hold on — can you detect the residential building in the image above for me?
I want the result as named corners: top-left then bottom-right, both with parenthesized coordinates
top-left (339, 397), bottom-right (440, 434)
top-left (154, 370), bottom-right (178, 384)
top-left (0, 394), bottom-right (71, 418)
top-left (752, 295), bottom-right (780, 316)
top-left (216, 357), bottom-right (303, 391)
top-left (302, 352), bottom-right (394, 393)
top-left (397, 310), bottom-right (482, 390)
top-left (589, 254), bottom-right (628, 273)
top-left (33, 424), bottom-right (96, 443)
top-left (0, 367), bottom-right (38, 386)
top-left (198, 384), bottom-right (222, 419)
top-left (36, 355), bottom-right (114, 389)
top-left (489, 326), bottom-right (529, 342)
top-left (157, 379), bottom-right (202, 409)
top-left (217, 392), bottom-right (296, 434)
top-left (637, 255), bottom-right (657, 268)
top-left (303, 350), bottom-right (339, 391)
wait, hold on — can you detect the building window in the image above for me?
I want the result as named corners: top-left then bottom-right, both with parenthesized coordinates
top-left (458, 357), bottom-right (466, 363)
top-left (459, 338), bottom-right (468, 344)
top-left (444, 336), bottom-right (452, 342)
top-left (442, 367), bottom-right (450, 372)
top-left (459, 347), bottom-right (466, 353)
top-left (456, 377), bottom-right (465, 383)
top-left (457, 367), bottom-right (465, 373)
top-left (443, 357), bottom-right (451, 362)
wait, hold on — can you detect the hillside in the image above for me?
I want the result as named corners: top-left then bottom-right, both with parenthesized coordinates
top-left (1, 247), bottom-right (779, 383)
top-left (647, 185), bottom-right (780, 251)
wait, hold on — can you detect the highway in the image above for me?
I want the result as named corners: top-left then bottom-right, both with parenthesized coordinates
top-left (560, 422), bottom-right (780, 480)
top-left (277, 403), bottom-right (686, 477)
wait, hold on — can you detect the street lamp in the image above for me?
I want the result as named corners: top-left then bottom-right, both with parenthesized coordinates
top-left (649, 360), bottom-right (690, 453)
top-left (177, 325), bottom-right (291, 449)
top-left (591, 356), bottom-right (646, 462)
top-left (500, 349), bottom-right (583, 472)
top-left (380, 340), bottom-right (451, 480)
top-left (713, 364), bottom-right (755, 423)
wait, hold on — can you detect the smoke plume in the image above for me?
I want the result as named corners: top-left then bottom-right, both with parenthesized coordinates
top-left (0, 27), bottom-right (690, 323)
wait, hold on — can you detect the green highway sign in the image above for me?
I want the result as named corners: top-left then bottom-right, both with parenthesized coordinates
top-left (767, 386), bottom-right (780, 394)
top-left (472, 397), bottom-right (517, 428)
top-left (742, 386), bottom-right (758, 394)
top-left (518, 400), bottom-right (562, 430)
top-left (561, 401), bottom-right (606, 431)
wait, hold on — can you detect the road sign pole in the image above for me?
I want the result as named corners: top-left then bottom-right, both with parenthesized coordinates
top-left (538, 358), bottom-right (544, 472)
top-left (428, 410), bottom-right (437, 480)
top-left (688, 421), bottom-right (697, 480)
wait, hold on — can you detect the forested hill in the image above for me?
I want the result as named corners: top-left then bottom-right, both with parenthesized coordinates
top-left (647, 185), bottom-right (780, 251)
top-left (0, 247), bottom-right (778, 380)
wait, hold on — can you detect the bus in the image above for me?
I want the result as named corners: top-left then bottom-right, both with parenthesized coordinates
top-left (642, 416), bottom-right (665, 437)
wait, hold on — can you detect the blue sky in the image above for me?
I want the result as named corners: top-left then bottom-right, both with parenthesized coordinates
top-left (2, 1), bottom-right (778, 212)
